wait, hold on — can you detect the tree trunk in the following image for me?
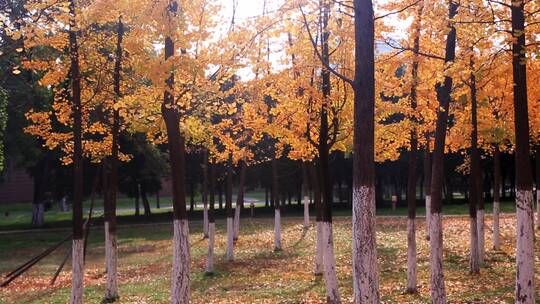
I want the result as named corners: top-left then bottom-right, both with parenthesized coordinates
top-left (469, 57), bottom-right (480, 274)
top-left (156, 192), bottom-right (160, 209)
top-left (234, 160), bottom-right (247, 241)
top-left (429, 1), bottom-right (458, 302)
top-left (68, 1), bottom-right (84, 302)
top-left (535, 147), bottom-right (540, 229)
top-left (511, 2), bottom-right (535, 302)
top-left (424, 140), bottom-right (432, 241)
top-left (162, 2), bottom-right (190, 301)
top-left (406, 2), bottom-right (423, 292)
top-left (493, 146), bottom-right (501, 250)
top-left (226, 153), bottom-right (234, 261)
top-left (104, 17), bottom-right (123, 302)
top-left (141, 185), bottom-right (152, 217)
top-left (272, 157), bottom-right (281, 251)
top-left (202, 149), bottom-right (209, 239)
top-left (205, 159), bottom-right (216, 274)
top-left (218, 183), bottom-right (223, 210)
top-left (265, 187), bottom-right (269, 207)
top-left (310, 164), bottom-right (324, 276)
top-left (189, 181), bottom-right (195, 212)
top-left (352, 0), bottom-right (379, 302)
top-left (302, 163), bottom-right (310, 229)
top-left (134, 184), bottom-right (140, 216)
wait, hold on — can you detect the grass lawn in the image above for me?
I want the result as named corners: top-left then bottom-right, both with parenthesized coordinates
top-left (0, 212), bottom-right (537, 303)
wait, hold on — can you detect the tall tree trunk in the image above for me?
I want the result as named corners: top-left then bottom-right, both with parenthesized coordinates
top-left (141, 185), bottom-right (152, 217)
top-left (104, 17), bottom-right (123, 301)
top-left (234, 160), bottom-right (247, 241)
top-left (205, 159), bottom-right (216, 274)
top-left (202, 149), bottom-right (209, 239)
top-left (226, 153), bottom-right (234, 261)
top-left (189, 181), bottom-right (195, 212)
top-left (272, 157), bottom-right (281, 251)
top-left (424, 139), bottom-right (432, 241)
top-left (68, 1), bottom-right (84, 302)
top-left (429, 1), bottom-right (458, 302)
top-left (511, 2), bottom-right (535, 302)
top-left (535, 147), bottom-right (540, 229)
top-left (265, 187), bottom-right (269, 207)
top-left (493, 146), bottom-right (501, 250)
top-left (310, 164), bottom-right (324, 276)
top-left (218, 182), bottom-right (223, 210)
top-left (352, 0), bottom-right (379, 302)
top-left (302, 162), bottom-right (310, 229)
top-left (469, 57), bottom-right (480, 274)
top-left (134, 184), bottom-right (140, 216)
top-left (162, 2), bottom-right (190, 302)
top-left (406, 1), bottom-right (423, 292)
top-left (156, 192), bottom-right (160, 209)
top-left (319, 4), bottom-right (340, 301)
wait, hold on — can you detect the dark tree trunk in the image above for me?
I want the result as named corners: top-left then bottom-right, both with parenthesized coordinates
top-left (265, 187), bottom-right (269, 207)
top-left (352, 0), bottom-right (379, 301)
top-left (218, 182), bottom-right (223, 210)
top-left (226, 153), bottom-right (234, 260)
top-left (272, 157), bottom-right (281, 251)
top-left (511, 2), bottom-right (535, 301)
top-left (234, 160), bottom-right (247, 240)
top-left (68, 1), bottom-right (84, 301)
top-left (140, 185), bottom-right (152, 217)
top-left (189, 181), bottom-right (195, 212)
top-left (428, 1), bottom-right (458, 301)
top-left (493, 146), bottom-right (501, 250)
top-left (156, 192), bottom-right (160, 209)
top-left (202, 149), bottom-right (209, 238)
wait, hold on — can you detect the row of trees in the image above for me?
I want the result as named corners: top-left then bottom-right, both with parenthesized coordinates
top-left (1, 0), bottom-right (539, 303)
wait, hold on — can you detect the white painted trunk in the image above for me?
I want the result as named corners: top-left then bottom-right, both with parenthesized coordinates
top-left (234, 206), bottom-right (240, 240)
top-left (171, 219), bottom-right (190, 304)
top-left (322, 222), bottom-right (341, 304)
top-left (226, 217), bottom-right (234, 261)
top-left (536, 190), bottom-right (540, 229)
top-left (469, 217), bottom-right (480, 274)
top-left (315, 221), bottom-right (323, 275)
top-left (205, 222), bottom-right (215, 274)
top-left (515, 190), bottom-right (535, 303)
top-left (406, 218), bottom-right (417, 293)
top-left (70, 239), bottom-right (84, 304)
top-left (203, 204), bottom-right (209, 238)
top-left (274, 209), bottom-right (281, 251)
top-left (429, 212), bottom-right (446, 303)
top-left (303, 196), bottom-right (310, 229)
top-left (477, 210), bottom-right (485, 265)
top-left (104, 222), bottom-right (118, 301)
top-left (352, 186), bottom-right (380, 303)
top-left (425, 195), bottom-right (431, 240)
top-left (493, 201), bottom-right (500, 250)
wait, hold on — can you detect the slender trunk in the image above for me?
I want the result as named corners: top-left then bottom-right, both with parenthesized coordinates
top-left (68, 1), bottom-right (84, 302)
top-left (104, 17), bottom-right (123, 301)
top-left (156, 192), bottom-right (160, 209)
top-left (226, 154), bottom-right (234, 261)
top-left (205, 160), bottom-right (216, 274)
top-left (511, 2), bottom-right (535, 302)
top-left (265, 187), bottom-right (269, 207)
top-left (202, 150), bottom-right (209, 238)
top-left (189, 181), bottom-right (194, 212)
top-left (272, 157), bottom-right (281, 251)
top-left (424, 139), bottom-right (432, 241)
top-left (406, 2), bottom-right (423, 292)
top-left (218, 183), bottom-right (223, 210)
top-left (429, 1), bottom-right (458, 302)
top-left (302, 163), bottom-right (310, 229)
top-left (536, 147), bottom-right (540, 229)
top-left (493, 146), bottom-right (501, 250)
top-left (469, 57), bottom-right (480, 273)
top-left (310, 164), bottom-right (323, 275)
top-left (234, 160), bottom-right (247, 240)
top-left (134, 184), bottom-right (140, 216)
top-left (141, 185), bottom-right (152, 217)
top-left (162, 2), bottom-right (190, 301)
top-left (352, 0), bottom-right (379, 302)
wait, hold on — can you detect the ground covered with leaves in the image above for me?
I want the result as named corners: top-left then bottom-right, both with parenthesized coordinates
top-left (1, 214), bottom-right (538, 303)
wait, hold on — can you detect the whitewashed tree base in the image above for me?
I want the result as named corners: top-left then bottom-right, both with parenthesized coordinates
top-left (406, 218), bottom-right (417, 293)
top-left (171, 219), bottom-right (190, 304)
top-left (303, 196), bottom-right (310, 229)
top-left (322, 222), bottom-right (341, 303)
top-left (274, 209), bottom-right (281, 251)
top-left (226, 217), bottom-right (234, 261)
top-left (515, 190), bottom-right (535, 303)
top-left (315, 221), bottom-right (323, 275)
top-left (477, 210), bottom-right (485, 265)
top-left (469, 217), bottom-right (480, 274)
top-left (429, 212), bottom-right (446, 303)
top-left (70, 239), bottom-right (84, 304)
top-left (493, 201), bottom-right (500, 250)
top-left (352, 185), bottom-right (379, 303)
top-left (104, 222), bottom-right (119, 301)
top-left (203, 206), bottom-right (209, 238)
top-left (205, 222), bottom-right (215, 274)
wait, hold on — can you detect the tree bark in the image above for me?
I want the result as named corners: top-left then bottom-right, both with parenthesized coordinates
top-left (469, 57), bottom-right (480, 274)
top-left (493, 146), bottom-right (501, 250)
top-left (302, 162), bottom-right (310, 228)
top-left (310, 164), bottom-right (324, 276)
top-left (226, 153), bottom-right (234, 261)
top-left (104, 17), bottom-right (123, 302)
top-left (140, 185), bottom-right (152, 217)
top-left (429, 1), bottom-right (458, 302)
top-left (535, 147), bottom-right (540, 229)
top-left (162, 2), bottom-right (190, 302)
top-left (272, 157), bottom-right (281, 251)
top-left (202, 149), bottom-right (209, 239)
top-left (424, 139), bottom-right (432, 241)
top-left (205, 159), bottom-right (216, 274)
top-left (234, 160), bottom-right (247, 240)
top-left (352, 0), bottom-right (379, 302)
top-left (68, 1), bottom-right (84, 302)
top-left (511, 2), bottom-right (535, 302)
